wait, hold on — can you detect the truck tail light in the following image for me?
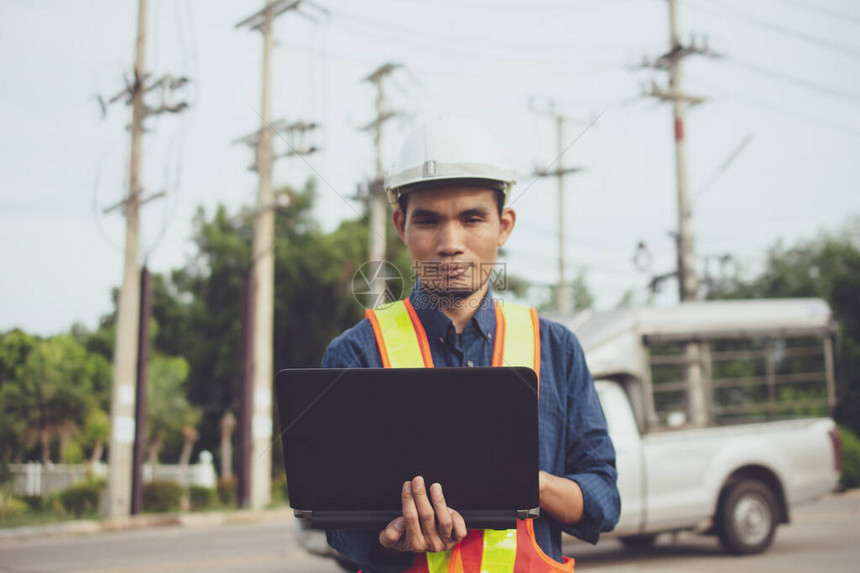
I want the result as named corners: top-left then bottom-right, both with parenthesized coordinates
top-left (829, 427), bottom-right (842, 473)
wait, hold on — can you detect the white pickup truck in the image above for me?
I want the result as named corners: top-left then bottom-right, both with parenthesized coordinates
top-left (301, 298), bottom-right (843, 569)
top-left (569, 297), bottom-right (842, 554)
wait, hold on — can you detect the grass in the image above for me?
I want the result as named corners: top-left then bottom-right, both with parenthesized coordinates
top-left (0, 509), bottom-right (100, 529)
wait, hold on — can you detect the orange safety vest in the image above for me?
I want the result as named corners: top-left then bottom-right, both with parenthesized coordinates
top-left (364, 298), bottom-right (576, 573)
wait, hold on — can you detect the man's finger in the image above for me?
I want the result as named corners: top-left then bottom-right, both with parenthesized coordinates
top-left (379, 516), bottom-right (405, 548)
top-left (430, 483), bottom-right (453, 543)
top-left (401, 480), bottom-right (425, 551)
top-left (412, 476), bottom-right (443, 552)
top-left (449, 509), bottom-right (467, 542)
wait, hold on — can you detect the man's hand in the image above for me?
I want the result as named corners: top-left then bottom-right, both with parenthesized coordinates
top-left (379, 476), bottom-right (467, 553)
top-left (539, 470), bottom-right (585, 525)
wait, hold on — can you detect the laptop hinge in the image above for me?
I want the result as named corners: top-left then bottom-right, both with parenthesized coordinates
top-left (294, 509), bottom-right (312, 519)
top-left (518, 507), bottom-right (540, 520)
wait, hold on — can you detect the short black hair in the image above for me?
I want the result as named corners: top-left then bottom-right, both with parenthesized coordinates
top-left (396, 186), bottom-right (505, 218)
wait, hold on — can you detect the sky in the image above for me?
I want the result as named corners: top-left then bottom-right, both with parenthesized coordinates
top-left (1, 0), bottom-right (859, 336)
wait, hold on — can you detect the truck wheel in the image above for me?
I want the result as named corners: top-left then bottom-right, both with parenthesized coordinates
top-left (619, 534), bottom-right (658, 550)
top-left (334, 556), bottom-right (360, 572)
top-left (716, 479), bottom-right (778, 555)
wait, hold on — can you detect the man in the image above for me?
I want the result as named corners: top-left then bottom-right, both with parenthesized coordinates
top-left (322, 117), bottom-right (619, 572)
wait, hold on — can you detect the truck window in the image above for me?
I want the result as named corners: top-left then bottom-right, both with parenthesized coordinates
top-left (647, 333), bottom-right (833, 429)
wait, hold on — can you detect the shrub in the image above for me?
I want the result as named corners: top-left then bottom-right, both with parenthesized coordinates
top-left (0, 489), bottom-right (27, 521)
top-left (142, 480), bottom-right (185, 513)
top-left (839, 425), bottom-right (860, 490)
top-left (57, 479), bottom-right (105, 518)
top-left (49, 495), bottom-right (66, 517)
top-left (20, 494), bottom-right (46, 512)
top-left (189, 486), bottom-right (215, 511)
top-left (217, 476), bottom-right (237, 507)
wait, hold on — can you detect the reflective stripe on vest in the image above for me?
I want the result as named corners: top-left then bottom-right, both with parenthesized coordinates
top-left (365, 298), bottom-right (434, 368)
top-left (426, 549), bottom-right (454, 573)
top-left (491, 302), bottom-right (541, 392)
top-left (365, 298), bottom-right (574, 572)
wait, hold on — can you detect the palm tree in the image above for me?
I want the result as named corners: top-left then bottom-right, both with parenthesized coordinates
top-left (145, 355), bottom-right (201, 475)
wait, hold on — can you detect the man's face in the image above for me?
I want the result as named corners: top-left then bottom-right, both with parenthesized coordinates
top-left (392, 184), bottom-right (516, 298)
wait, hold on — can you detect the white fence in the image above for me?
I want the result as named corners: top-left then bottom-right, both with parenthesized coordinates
top-left (9, 451), bottom-right (217, 497)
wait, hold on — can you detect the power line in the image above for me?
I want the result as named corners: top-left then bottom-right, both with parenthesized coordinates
top-left (330, 11), bottom-right (630, 65)
top-left (774, 0), bottom-right (860, 27)
top-left (694, 134), bottom-right (753, 200)
top-left (516, 220), bottom-right (656, 252)
top-left (274, 37), bottom-right (624, 80)
top-left (721, 56), bottom-right (860, 104)
top-left (687, 73), bottom-right (860, 137)
top-left (363, 0), bottom-right (637, 11)
top-left (685, 0), bottom-right (860, 62)
top-left (499, 247), bottom-right (636, 278)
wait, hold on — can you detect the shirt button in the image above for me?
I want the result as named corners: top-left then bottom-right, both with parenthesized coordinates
top-left (467, 360), bottom-right (474, 367)
top-left (487, 332), bottom-right (493, 339)
top-left (438, 337), bottom-right (444, 343)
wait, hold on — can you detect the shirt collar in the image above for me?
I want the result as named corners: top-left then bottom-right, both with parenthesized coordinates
top-left (408, 278), bottom-right (496, 343)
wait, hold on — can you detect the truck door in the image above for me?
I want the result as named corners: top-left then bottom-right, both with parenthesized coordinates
top-left (595, 380), bottom-right (644, 535)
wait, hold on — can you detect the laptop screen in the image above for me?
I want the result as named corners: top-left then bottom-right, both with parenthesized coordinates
top-left (275, 367), bottom-right (539, 514)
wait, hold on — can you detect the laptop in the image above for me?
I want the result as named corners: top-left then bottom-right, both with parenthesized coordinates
top-left (274, 367), bottom-right (540, 530)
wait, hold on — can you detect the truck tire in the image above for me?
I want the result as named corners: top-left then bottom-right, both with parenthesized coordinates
top-left (619, 534), bottom-right (659, 550)
top-left (716, 479), bottom-right (778, 555)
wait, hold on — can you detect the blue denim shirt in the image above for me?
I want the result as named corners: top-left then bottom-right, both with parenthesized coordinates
top-left (322, 282), bottom-right (620, 572)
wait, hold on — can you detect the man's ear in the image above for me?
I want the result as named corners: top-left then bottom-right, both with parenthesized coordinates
top-left (392, 207), bottom-right (406, 242)
top-left (498, 208), bottom-right (516, 247)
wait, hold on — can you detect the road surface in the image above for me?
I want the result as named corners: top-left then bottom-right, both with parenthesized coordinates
top-left (1, 493), bottom-right (858, 572)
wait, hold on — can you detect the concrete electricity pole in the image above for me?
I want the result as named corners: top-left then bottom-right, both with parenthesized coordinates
top-left (358, 63), bottom-right (401, 300)
top-left (643, 0), bottom-right (715, 302)
top-left (642, 0), bottom-right (717, 426)
top-left (236, 0), bottom-right (325, 510)
top-left (104, 0), bottom-right (147, 518)
top-left (531, 100), bottom-right (585, 315)
top-left (103, 0), bottom-right (188, 517)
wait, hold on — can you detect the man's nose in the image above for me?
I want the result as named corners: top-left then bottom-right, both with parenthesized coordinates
top-left (436, 221), bottom-right (465, 257)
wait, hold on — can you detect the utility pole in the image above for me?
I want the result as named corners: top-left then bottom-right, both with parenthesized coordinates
top-left (642, 0), bottom-right (716, 302)
top-left (102, 0), bottom-right (188, 517)
top-left (530, 99), bottom-right (585, 315)
top-left (357, 63), bottom-right (401, 302)
top-left (130, 266), bottom-right (152, 515)
top-left (235, 273), bottom-right (255, 508)
top-left (641, 0), bottom-right (716, 427)
top-left (235, 0), bottom-right (325, 510)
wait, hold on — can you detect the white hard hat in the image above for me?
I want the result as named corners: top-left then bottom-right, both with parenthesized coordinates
top-left (385, 116), bottom-right (517, 206)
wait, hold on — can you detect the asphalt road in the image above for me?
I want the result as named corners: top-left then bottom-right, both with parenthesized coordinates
top-left (2, 493), bottom-right (858, 573)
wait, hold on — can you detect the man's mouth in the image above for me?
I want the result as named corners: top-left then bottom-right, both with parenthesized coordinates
top-left (441, 264), bottom-right (468, 279)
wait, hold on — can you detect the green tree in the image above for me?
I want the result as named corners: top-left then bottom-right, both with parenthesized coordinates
top-left (537, 267), bottom-right (594, 313)
top-left (79, 407), bottom-right (110, 463)
top-left (149, 180), bottom-right (397, 469)
top-left (0, 335), bottom-right (96, 463)
top-left (0, 329), bottom-right (39, 388)
top-left (718, 218), bottom-right (860, 435)
top-left (615, 289), bottom-right (636, 309)
top-left (146, 354), bottom-right (201, 467)
top-left (571, 268), bottom-right (595, 312)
